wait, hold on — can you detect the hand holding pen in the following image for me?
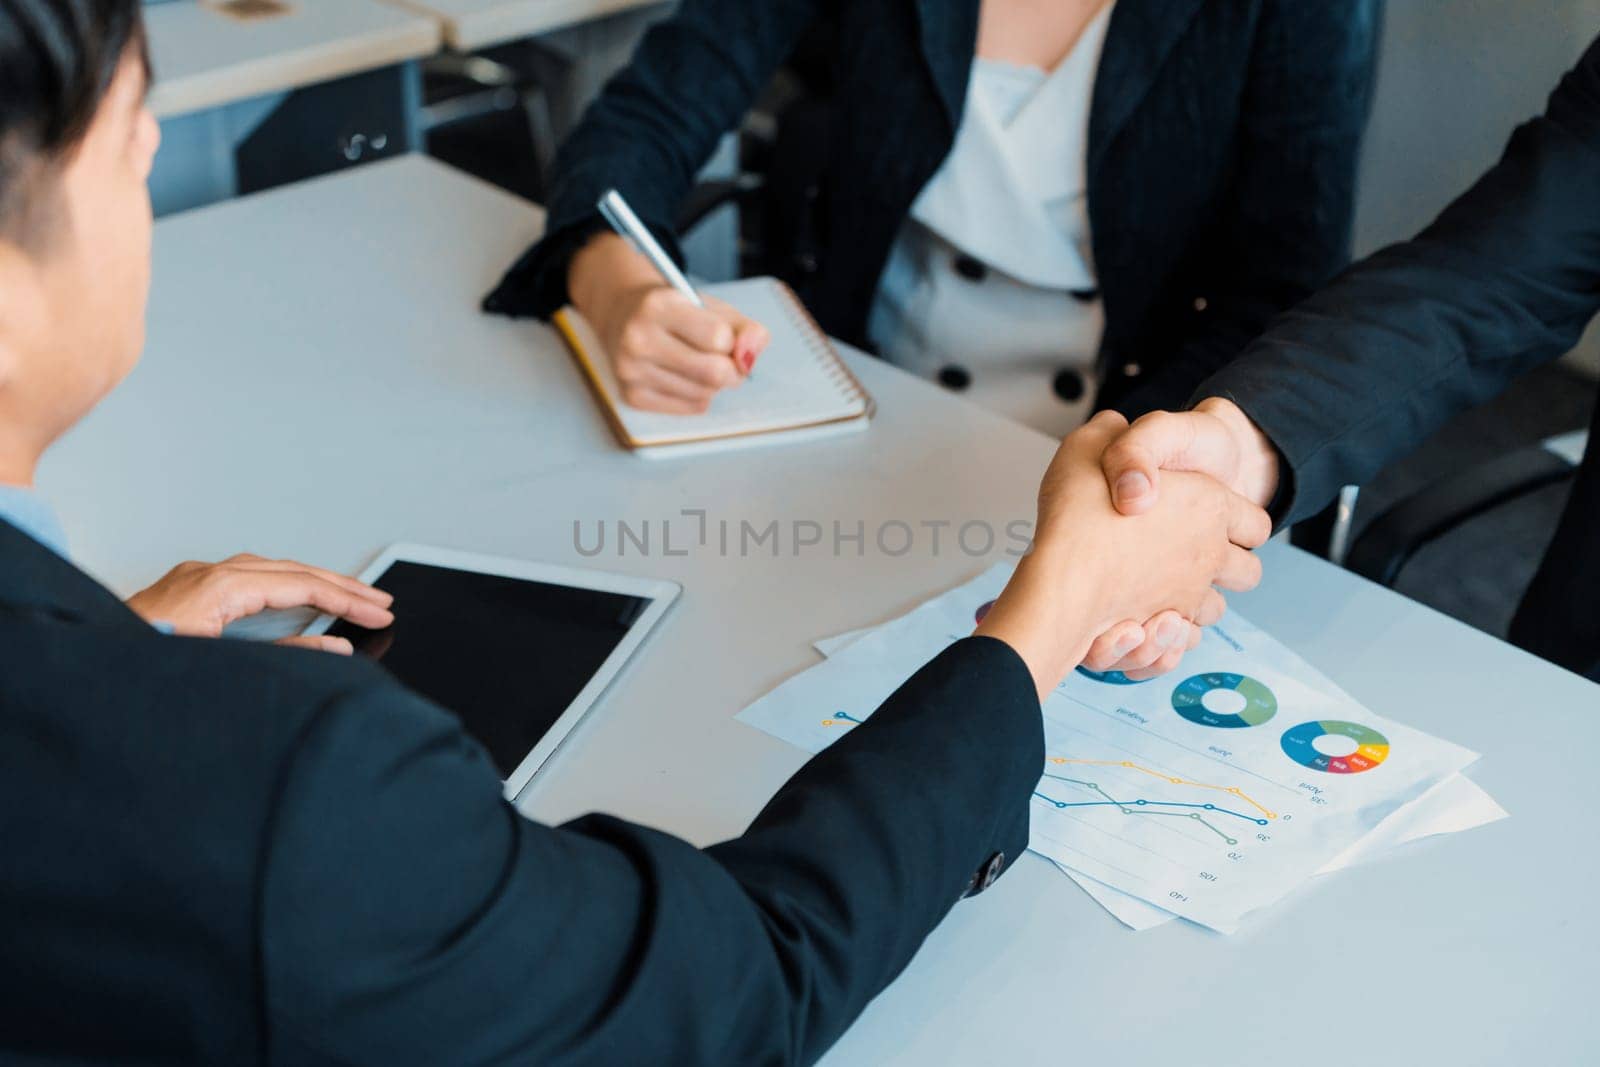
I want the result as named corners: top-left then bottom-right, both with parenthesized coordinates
top-left (565, 189), bottom-right (771, 414)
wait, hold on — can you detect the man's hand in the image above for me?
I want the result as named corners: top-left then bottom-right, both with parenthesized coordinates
top-left (1080, 398), bottom-right (1282, 678)
top-left (1101, 397), bottom-right (1280, 515)
top-left (126, 554), bottom-right (394, 654)
top-left (977, 412), bottom-right (1271, 696)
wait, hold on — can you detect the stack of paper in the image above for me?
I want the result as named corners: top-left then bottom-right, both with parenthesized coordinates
top-left (738, 563), bottom-right (1506, 933)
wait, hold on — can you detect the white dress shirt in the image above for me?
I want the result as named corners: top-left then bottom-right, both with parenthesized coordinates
top-left (0, 483), bottom-right (177, 632)
top-left (0, 484), bottom-right (70, 559)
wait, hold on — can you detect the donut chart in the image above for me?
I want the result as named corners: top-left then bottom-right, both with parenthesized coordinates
top-left (1280, 720), bottom-right (1390, 774)
top-left (1171, 672), bottom-right (1278, 729)
top-left (1076, 666), bottom-right (1149, 686)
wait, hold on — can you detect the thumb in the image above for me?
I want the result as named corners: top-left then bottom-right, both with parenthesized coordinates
top-left (1100, 410), bottom-right (1235, 516)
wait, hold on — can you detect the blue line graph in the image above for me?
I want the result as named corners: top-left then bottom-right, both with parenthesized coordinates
top-left (1032, 770), bottom-right (1266, 845)
top-left (1035, 773), bottom-right (1267, 824)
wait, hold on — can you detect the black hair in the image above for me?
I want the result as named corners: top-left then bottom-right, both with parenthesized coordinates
top-left (0, 0), bottom-right (146, 240)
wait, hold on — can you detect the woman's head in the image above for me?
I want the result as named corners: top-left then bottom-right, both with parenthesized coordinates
top-left (0, 0), bottom-right (158, 473)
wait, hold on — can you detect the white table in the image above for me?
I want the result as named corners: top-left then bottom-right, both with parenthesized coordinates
top-left (43, 157), bottom-right (1600, 1066)
top-left (385, 0), bottom-right (661, 51)
top-left (146, 0), bottom-right (440, 119)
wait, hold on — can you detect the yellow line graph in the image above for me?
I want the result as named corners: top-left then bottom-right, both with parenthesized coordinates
top-left (1046, 757), bottom-right (1278, 819)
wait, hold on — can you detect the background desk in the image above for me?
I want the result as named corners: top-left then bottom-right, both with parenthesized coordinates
top-left (386, 0), bottom-right (662, 51)
top-left (146, 0), bottom-right (440, 120)
top-left (44, 157), bottom-right (1600, 1066)
top-left (146, 0), bottom-right (441, 215)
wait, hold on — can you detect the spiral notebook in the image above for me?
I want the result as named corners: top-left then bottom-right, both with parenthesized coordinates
top-left (552, 277), bottom-right (874, 458)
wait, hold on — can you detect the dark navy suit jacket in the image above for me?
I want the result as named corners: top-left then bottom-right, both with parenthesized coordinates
top-left (1202, 35), bottom-right (1600, 679)
top-left (485, 0), bottom-right (1380, 415)
top-left (0, 520), bottom-right (1042, 1063)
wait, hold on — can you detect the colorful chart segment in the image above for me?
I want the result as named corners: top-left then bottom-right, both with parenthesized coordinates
top-left (1075, 666), bottom-right (1148, 685)
top-left (1172, 672), bottom-right (1278, 728)
top-left (1280, 720), bottom-right (1390, 774)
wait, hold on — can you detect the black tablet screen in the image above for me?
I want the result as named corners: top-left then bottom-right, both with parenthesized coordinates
top-left (326, 561), bottom-right (654, 777)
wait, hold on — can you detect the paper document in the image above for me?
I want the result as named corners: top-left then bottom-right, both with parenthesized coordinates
top-left (1059, 772), bottom-right (1508, 930)
top-left (816, 619), bottom-right (1509, 932)
top-left (740, 563), bottom-right (1481, 933)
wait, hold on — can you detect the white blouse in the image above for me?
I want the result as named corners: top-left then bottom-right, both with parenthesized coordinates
top-left (868, 2), bottom-right (1114, 437)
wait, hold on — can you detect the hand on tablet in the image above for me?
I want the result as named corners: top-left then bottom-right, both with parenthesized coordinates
top-left (569, 234), bottom-right (770, 414)
top-left (126, 553), bottom-right (394, 654)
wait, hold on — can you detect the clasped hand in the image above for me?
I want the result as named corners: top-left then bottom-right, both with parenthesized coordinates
top-left (977, 409), bottom-right (1274, 696)
top-left (1081, 398), bottom-right (1281, 678)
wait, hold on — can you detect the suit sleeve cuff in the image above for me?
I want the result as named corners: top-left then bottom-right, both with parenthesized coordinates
top-left (482, 214), bottom-right (690, 321)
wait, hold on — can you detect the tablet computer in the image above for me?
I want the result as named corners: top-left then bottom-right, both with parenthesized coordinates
top-left (303, 543), bottom-right (681, 798)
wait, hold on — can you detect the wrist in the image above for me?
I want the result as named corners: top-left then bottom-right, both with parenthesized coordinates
top-left (1195, 397), bottom-right (1279, 507)
top-left (568, 234), bottom-right (652, 318)
top-left (977, 546), bottom-right (1106, 698)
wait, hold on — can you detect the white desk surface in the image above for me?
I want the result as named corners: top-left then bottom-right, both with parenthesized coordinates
top-left (146, 0), bottom-right (441, 119)
top-left (385, 0), bottom-right (662, 51)
top-left (43, 156), bottom-right (1600, 1066)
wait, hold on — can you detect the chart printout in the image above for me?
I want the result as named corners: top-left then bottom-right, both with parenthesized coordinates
top-left (737, 564), bottom-right (1480, 932)
top-left (812, 623), bottom-right (1507, 933)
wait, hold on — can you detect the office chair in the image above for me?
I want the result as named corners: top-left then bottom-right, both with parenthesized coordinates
top-left (420, 48), bottom-right (568, 206)
top-left (1342, 431), bottom-right (1587, 587)
top-left (674, 18), bottom-right (839, 281)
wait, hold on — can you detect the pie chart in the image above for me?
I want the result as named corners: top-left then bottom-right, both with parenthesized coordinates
top-left (1076, 667), bottom-right (1148, 685)
top-left (1171, 672), bottom-right (1278, 728)
top-left (1280, 720), bottom-right (1390, 774)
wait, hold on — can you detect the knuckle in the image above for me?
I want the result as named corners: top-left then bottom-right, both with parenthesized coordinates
top-left (614, 358), bottom-right (643, 388)
top-left (1088, 409), bottom-right (1128, 433)
top-left (1102, 439), bottom-right (1139, 469)
top-left (1133, 410), bottom-right (1172, 436)
top-left (618, 324), bottom-right (651, 356)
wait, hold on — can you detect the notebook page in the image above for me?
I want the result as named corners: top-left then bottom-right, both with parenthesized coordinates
top-left (566, 277), bottom-right (867, 446)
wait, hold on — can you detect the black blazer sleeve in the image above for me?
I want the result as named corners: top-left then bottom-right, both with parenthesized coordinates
top-left (1118, 0), bottom-right (1380, 415)
top-left (481, 0), bottom-right (823, 320)
top-left (1199, 35), bottom-right (1600, 526)
top-left (260, 636), bottom-right (1042, 1065)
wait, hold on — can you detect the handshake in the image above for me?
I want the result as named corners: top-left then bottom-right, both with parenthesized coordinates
top-left (976, 398), bottom-right (1281, 698)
